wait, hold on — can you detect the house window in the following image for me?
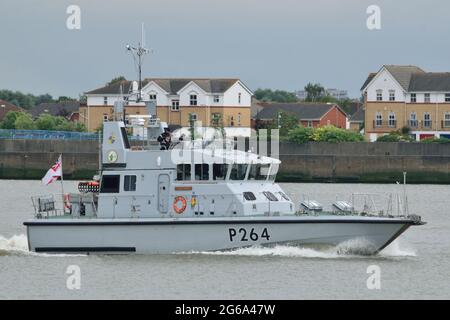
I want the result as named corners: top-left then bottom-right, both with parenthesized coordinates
top-left (388, 112), bottom-right (396, 127)
top-left (171, 100), bottom-right (180, 111)
top-left (424, 93), bottom-right (431, 103)
top-left (124, 175), bottom-right (137, 191)
top-left (423, 113), bottom-right (431, 128)
top-left (376, 90), bottom-right (382, 101)
top-left (103, 97), bottom-right (108, 105)
top-left (409, 112), bottom-right (417, 127)
top-left (445, 93), bottom-right (450, 102)
top-left (375, 112), bottom-right (382, 127)
top-left (176, 164), bottom-right (191, 181)
top-left (213, 95), bottom-right (220, 103)
top-left (190, 94), bottom-right (197, 106)
top-left (307, 121), bottom-right (313, 127)
top-left (149, 94), bottom-right (157, 102)
top-left (444, 112), bottom-right (450, 128)
top-left (411, 93), bottom-right (417, 103)
top-left (237, 113), bottom-right (241, 126)
top-left (103, 114), bottom-right (109, 122)
top-left (389, 90), bottom-right (395, 101)
top-left (189, 113), bottom-right (197, 122)
top-left (230, 116), bottom-right (234, 127)
top-left (238, 92), bottom-right (241, 104)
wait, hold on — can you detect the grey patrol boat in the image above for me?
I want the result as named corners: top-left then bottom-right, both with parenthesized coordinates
top-left (24, 117), bottom-right (425, 254)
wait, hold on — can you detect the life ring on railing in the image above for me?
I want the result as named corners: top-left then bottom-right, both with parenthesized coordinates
top-left (173, 196), bottom-right (187, 214)
top-left (64, 193), bottom-right (72, 210)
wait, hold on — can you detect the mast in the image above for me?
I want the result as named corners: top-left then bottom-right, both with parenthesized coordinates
top-left (126, 23), bottom-right (151, 102)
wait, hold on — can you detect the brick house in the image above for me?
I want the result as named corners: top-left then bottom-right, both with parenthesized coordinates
top-left (253, 102), bottom-right (348, 129)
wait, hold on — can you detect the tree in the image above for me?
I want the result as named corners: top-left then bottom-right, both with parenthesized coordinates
top-left (107, 76), bottom-right (127, 86)
top-left (304, 83), bottom-right (325, 102)
top-left (287, 126), bottom-right (314, 143)
top-left (0, 111), bottom-right (22, 129)
top-left (35, 114), bottom-right (57, 130)
top-left (254, 89), bottom-right (298, 103)
top-left (14, 113), bottom-right (35, 130)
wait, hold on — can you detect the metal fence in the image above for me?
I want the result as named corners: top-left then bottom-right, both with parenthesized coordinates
top-left (0, 129), bottom-right (100, 141)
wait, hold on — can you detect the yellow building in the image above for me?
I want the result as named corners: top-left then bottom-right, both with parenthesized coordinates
top-left (82, 78), bottom-right (253, 137)
top-left (361, 65), bottom-right (450, 141)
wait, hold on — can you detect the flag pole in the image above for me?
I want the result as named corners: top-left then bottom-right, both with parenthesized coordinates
top-left (60, 154), bottom-right (65, 212)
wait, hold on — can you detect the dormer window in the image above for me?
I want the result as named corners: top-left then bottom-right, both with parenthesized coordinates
top-left (411, 93), bottom-right (417, 103)
top-left (389, 90), bottom-right (395, 101)
top-left (424, 93), bottom-right (430, 103)
top-left (190, 94), bottom-right (197, 106)
top-left (103, 97), bottom-right (108, 105)
top-left (376, 90), bottom-right (382, 101)
top-left (445, 93), bottom-right (450, 102)
top-left (149, 94), bottom-right (157, 102)
top-left (238, 92), bottom-right (242, 104)
top-left (213, 95), bottom-right (220, 103)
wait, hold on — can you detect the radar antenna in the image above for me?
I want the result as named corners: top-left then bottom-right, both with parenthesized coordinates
top-left (126, 23), bottom-right (152, 102)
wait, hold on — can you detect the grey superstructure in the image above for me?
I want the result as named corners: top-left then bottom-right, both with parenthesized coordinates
top-left (24, 119), bottom-right (424, 254)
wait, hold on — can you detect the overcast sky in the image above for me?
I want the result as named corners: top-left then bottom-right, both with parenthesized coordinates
top-left (1, 0), bottom-right (449, 98)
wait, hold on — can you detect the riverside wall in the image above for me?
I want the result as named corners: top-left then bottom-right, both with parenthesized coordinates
top-left (1, 140), bottom-right (450, 183)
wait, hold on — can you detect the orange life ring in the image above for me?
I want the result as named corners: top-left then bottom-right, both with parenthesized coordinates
top-left (173, 196), bottom-right (187, 214)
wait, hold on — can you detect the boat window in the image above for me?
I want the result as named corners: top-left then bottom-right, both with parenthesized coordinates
top-left (268, 164), bottom-right (279, 181)
top-left (243, 192), bottom-right (256, 201)
top-left (229, 164), bottom-right (248, 180)
top-left (248, 164), bottom-right (270, 180)
top-left (279, 191), bottom-right (290, 201)
top-left (263, 191), bottom-right (278, 201)
top-left (195, 164), bottom-right (209, 180)
top-left (124, 175), bottom-right (137, 191)
top-left (176, 164), bottom-right (191, 180)
top-left (213, 164), bottom-right (228, 180)
top-left (100, 175), bottom-right (120, 193)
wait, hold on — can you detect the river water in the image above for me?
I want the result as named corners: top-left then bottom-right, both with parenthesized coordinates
top-left (0, 180), bottom-right (449, 299)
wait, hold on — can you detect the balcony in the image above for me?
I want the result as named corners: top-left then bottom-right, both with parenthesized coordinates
top-left (373, 120), bottom-right (397, 129)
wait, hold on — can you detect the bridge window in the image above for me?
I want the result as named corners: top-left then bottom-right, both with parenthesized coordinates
top-left (100, 175), bottom-right (120, 193)
top-left (213, 164), bottom-right (228, 180)
top-left (195, 164), bottom-right (209, 180)
top-left (268, 164), bottom-right (279, 181)
top-left (124, 175), bottom-right (136, 191)
top-left (263, 191), bottom-right (278, 201)
top-left (248, 164), bottom-right (270, 181)
top-left (229, 164), bottom-right (248, 180)
top-left (243, 192), bottom-right (256, 201)
top-left (176, 164), bottom-right (191, 180)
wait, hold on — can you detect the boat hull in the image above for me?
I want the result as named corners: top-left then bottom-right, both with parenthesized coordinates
top-left (24, 216), bottom-right (418, 254)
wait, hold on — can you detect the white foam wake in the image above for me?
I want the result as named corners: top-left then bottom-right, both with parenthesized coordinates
top-left (185, 239), bottom-right (416, 259)
top-left (0, 234), bottom-right (86, 257)
top-left (0, 234), bottom-right (29, 254)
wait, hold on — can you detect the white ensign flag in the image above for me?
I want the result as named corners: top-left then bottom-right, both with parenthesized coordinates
top-left (41, 155), bottom-right (62, 185)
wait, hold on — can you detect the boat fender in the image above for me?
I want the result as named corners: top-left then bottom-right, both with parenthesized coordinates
top-left (64, 193), bottom-right (72, 211)
top-left (173, 196), bottom-right (187, 214)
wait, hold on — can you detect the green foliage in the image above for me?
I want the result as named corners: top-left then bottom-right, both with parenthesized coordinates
top-left (0, 111), bottom-right (86, 132)
top-left (376, 130), bottom-right (414, 142)
top-left (312, 125), bottom-right (364, 142)
top-left (107, 76), bottom-right (127, 86)
top-left (0, 111), bottom-right (22, 129)
top-left (304, 83), bottom-right (325, 102)
top-left (287, 125), bottom-right (364, 143)
top-left (287, 126), bottom-right (314, 143)
top-left (0, 89), bottom-right (77, 110)
top-left (421, 137), bottom-right (450, 144)
top-left (14, 113), bottom-right (35, 130)
top-left (254, 89), bottom-right (298, 103)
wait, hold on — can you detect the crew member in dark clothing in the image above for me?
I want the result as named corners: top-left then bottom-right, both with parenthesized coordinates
top-left (157, 128), bottom-right (172, 150)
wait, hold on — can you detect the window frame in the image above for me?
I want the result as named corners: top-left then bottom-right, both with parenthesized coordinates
top-left (100, 175), bottom-right (120, 193)
top-left (176, 164), bottom-right (191, 181)
top-left (376, 90), bottom-right (382, 101)
top-left (171, 99), bottom-right (180, 112)
top-left (424, 93), bottom-right (431, 103)
top-left (389, 90), bottom-right (395, 101)
top-left (190, 94), bottom-right (198, 106)
top-left (410, 93), bottom-right (417, 103)
top-left (124, 175), bottom-right (137, 192)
